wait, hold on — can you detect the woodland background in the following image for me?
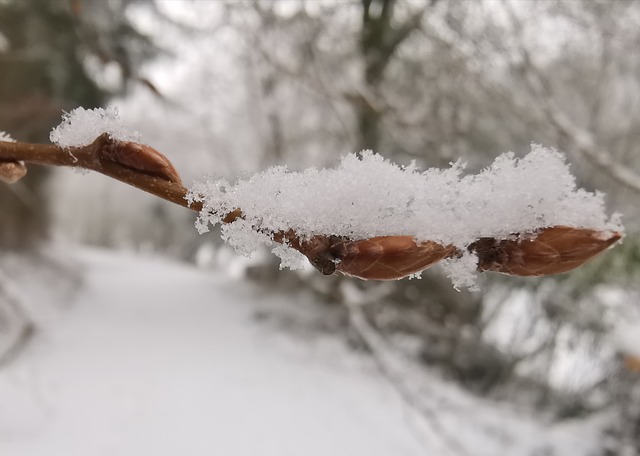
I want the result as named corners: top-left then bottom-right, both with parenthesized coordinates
top-left (1, 1), bottom-right (640, 454)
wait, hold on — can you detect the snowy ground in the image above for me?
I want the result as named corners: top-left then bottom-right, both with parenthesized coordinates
top-left (0, 247), bottom-right (605, 455)
top-left (0, 248), bottom-right (425, 456)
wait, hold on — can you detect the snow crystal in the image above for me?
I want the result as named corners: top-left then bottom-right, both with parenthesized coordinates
top-left (189, 145), bottom-right (623, 286)
top-left (50, 107), bottom-right (140, 147)
top-left (0, 131), bottom-right (15, 142)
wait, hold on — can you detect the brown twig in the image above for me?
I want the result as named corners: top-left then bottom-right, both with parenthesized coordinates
top-left (0, 134), bottom-right (201, 212)
top-left (0, 135), bottom-right (622, 281)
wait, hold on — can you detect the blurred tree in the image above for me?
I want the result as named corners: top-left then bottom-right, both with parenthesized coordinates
top-left (4, 0), bottom-right (635, 450)
top-left (219, 3), bottom-right (640, 446)
top-left (0, 0), bottom-right (158, 250)
top-left (355, 0), bottom-right (429, 151)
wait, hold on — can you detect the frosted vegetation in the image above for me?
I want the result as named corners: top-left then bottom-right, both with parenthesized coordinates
top-left (189, 146), bottom-right (622, 279)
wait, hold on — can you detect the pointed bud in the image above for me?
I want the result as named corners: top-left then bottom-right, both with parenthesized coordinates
top-left (330, 236), bottom-right (456, 281)
top-left (100, 135), bottom-right (182, 184)
top-left (471, 225), bottom-right (622, 276)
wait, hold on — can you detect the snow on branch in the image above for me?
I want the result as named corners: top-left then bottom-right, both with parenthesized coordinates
top-left (0, 107), bottom-right (624, 288)
top-left (50, 107), bottom-right (140, 148)
top-left (0, 108), bottom-right (188, 207)
top-left (188, 147), bottom-right (623, 288)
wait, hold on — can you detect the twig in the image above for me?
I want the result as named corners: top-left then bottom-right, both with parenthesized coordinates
top-left (0, 134), bottom-right (622, 280)
top-left (0, 270), bottom-right (36, 369)
top-left (0, 134), bottom-right (202, 212)
top-left (503, 3), bottom-right (640, 194)
top-left (0, 321), bottom-right (35, 369)
top-left (341, 282), bottom-right (469, 456)
top-left (0, 136), bottom-right (349, 275)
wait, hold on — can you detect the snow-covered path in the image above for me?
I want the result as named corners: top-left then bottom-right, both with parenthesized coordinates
top-left (0, 249), bottom-right (424, 456)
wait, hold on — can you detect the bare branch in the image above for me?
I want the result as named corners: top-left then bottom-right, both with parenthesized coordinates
top-left (504, 4), bottom-right (640, 194)
top-left (0, 270), bottom-right (36, 369)
top-left (541, 103), bottom-right (640, 194)
top-left (0, 135), bottom-right (201, 212)
top-left (0, 135), bottom-right (622, 281)
top-left (340, 281), bottom-right (469, 456)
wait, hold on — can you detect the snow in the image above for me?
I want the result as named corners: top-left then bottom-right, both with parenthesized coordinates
top-left (0, 247), bottom-right (605, 455)
top-left (0, 131), bottom-right (15, 142)
top-left (441, 251), bottom-right (481, 291)
top-left (49, 107), bottom-right (140, 148)
top-left (0, 248), bottom-right (423, 456)
top-left (188, 146), bottom-right (623, 284)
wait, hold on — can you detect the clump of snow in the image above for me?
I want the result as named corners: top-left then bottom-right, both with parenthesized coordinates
top-left (442, 252), bottom-right (481, 291)
top-left (0, 131), bottom-right (15, 142)
top-left (188, 145), bottom-right (623, 284)
top-left (272, 243), bottom-right (308, 270)
top-left (50, 107), bottom-right (140, 147)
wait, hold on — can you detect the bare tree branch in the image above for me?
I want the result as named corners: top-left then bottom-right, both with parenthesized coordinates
top-left (0, 134), bottom-right (622, 280)
top-left (340, 281), bottom-right (469, 456)
top-left (0, 269), bottom-right (36, 369)
top-left (504, 4), bottom-right (640, 194)
top-left (0, 135), bottom-right (201, 211)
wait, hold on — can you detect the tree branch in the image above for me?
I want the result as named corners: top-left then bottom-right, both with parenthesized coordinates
top-left (0, 134), bottom-right (622, 281)
top-left (503, 3), bottom-right (640, 194)
top-left (0, 134), bottom-right (202, 212)
top-left (340, 281), bottom-right (468, 456)
top-left (0, 269), bottom-right (36, 369)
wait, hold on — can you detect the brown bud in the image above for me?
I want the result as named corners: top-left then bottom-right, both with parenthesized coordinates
top-left (0, 160), bottom-right (27, 183)
top-left (101, 137), bottom-right (182, 185)
top-left (330, 235), bottom-right (456, 281)
top-left (470, 225), bottom-right (622, 277)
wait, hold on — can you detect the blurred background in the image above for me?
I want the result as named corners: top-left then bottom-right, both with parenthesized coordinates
top-left (1, 0), bottom-right (640, 454)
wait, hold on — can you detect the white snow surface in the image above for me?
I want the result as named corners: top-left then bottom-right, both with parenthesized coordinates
top-left (0, 248), bottom-right (604, 455)
top-left (0, 248), bottom-right (423, 456)
top-left (189, 146), bottom-right (623, 280)
top-left (49, 107), bottom-right (140, 147)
